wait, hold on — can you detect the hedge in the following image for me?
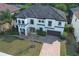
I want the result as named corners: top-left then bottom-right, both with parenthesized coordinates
top-left (36, 30), bottom-right (46, 36)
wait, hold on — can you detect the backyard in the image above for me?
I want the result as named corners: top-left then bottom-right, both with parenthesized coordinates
top-left (0, 35), bottom-right (42, 56)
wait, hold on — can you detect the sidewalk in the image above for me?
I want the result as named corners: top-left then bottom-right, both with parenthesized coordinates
top-left (0, 52), bottom-right (12, 56)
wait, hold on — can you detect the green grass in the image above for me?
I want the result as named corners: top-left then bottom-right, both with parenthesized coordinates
top-left (0, 36), bottom-right (42, 56)
top-left (66, 33), bottom-right (78, 56)
top-left (60, 42), bottom-right (66, 56)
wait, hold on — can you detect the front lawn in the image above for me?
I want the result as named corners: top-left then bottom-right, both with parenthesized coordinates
top-left (0, 35), bottom-right (42, 56)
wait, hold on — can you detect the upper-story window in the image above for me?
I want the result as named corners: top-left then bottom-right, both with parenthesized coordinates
top-left (48, 21), bottom-right (52, 26)
top-left (18, 20), bottom-right (21, 24)
top-left (30, 19), bottom-right (34, 24)
top-left (58, 22), bottom-right (61, 26)
top-left (39, 20), bottom-right (44, 23)
top-left (22, 20), bottom-right (24, 24)
top-left (39, 20), bottom-right (41, 22)
top-left (42, 20), bottom-right (44, 23)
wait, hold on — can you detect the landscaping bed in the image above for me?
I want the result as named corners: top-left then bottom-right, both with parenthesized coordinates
top-left (0, 35), bottom-right (42, 56)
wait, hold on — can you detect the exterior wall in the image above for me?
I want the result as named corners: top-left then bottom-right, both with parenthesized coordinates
top-left (16, 17), bottom-right (66, 36)
top-left (71, 14), bottom-right (79, 42)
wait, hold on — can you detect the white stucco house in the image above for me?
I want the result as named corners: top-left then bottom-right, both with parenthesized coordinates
top-left (70, 7), bottom-right (79, 42)
top-left (15, 4), bottom-right (66, 36)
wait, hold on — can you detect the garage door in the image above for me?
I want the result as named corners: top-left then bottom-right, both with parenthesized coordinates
top-left (47, 30), bottom-right (61, 36)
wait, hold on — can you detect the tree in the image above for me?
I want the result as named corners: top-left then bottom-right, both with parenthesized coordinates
top-left (54, 4), bottom-right (67, 12)
top-left (20, 3), bottom-right (33, 11)
top-left (0, 9), bottom-right (12, 22)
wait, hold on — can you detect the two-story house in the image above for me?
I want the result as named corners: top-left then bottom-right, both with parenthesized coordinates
top-left (71, 7), bottom-right (79, 42)
top-left (15, 4), bottom-right (66, 36)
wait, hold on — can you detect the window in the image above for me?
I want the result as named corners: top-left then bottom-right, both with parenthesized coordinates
top-left (39, 27), bottom-right (43, 31)
top-left (39, 20), bottom-right (41, 22)
top-left (48, 21), bottom-right (52, 26)
top-left (75, 18), bottom-right (77, 22)
top-left (42, 20), bottom-right (44, 23)
top-left (16, 20), bottom-right (17, 23)
top-left (30, 19), bottom-right (34, 24)
top-left (20, 28), bottom-right (25, 35)
top-left (58, 22), bottom-right (61, 26)
top-left (18, 20), bottom-right (21, 24)
top-left (22, 20), bottom-right (24, 24)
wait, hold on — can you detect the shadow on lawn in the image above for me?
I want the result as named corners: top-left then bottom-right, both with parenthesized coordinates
top-left (0, 36), bottom-right (22, 43)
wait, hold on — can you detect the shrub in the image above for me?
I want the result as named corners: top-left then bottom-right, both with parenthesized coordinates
top-left (64, 25), bottom-right (69, 32)
top-left (36, 30), bottom-right (46, 36)
top-left (68, 25), bottom-right (74, 33)
top-left (60, 32), bottom-right (68, 40)
top-left (76, 47), bottom-right (79, 54)
top-left (0, 32), bottom-right (5, 35)
top-left (64, 24), bottom-right (74, 33)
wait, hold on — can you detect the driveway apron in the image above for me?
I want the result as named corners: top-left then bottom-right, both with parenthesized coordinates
top-left (40, 40), bottom-right (60, 56)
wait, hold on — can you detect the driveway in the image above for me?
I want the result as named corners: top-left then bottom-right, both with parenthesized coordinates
top-left (40, 40), bottom-right (60, 56)
top-left (27, 34), bottom-right (60, 44)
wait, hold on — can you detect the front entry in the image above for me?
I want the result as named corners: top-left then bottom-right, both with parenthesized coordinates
top-left (20, 28), bottom-right (25, 35)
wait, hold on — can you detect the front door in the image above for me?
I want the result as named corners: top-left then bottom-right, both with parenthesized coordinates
top-left (20, 28), bottom-right (25, 35)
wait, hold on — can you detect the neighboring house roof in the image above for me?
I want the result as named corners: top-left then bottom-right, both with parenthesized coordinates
top-left (71, 7), bottom-right (79, 18)
top-left (0, 3), bottom-right (20, 13)
top-left (71, 7), bottom-right (79, 13)
top-left (16, 5), bottom-right (66, 21)
top-left (74, 12), bottom-right (79, 18)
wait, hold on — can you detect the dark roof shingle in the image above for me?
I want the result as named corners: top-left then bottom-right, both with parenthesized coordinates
top-left (16, 5), bottom-right (66, 21)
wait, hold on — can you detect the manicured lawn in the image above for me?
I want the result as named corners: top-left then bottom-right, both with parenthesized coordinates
top-left (0, 35), bottom-right (42, 56)
top-left (60, 41), bottom-right (66, 56)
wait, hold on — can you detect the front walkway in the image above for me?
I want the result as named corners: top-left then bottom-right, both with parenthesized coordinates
top-left (40, 40), bottom-right (60, 56)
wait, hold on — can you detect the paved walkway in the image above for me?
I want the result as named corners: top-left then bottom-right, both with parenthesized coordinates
top-left (0, 52), bottom-right (12, 56)
top-left (40, 40), bottom-right (60, 56)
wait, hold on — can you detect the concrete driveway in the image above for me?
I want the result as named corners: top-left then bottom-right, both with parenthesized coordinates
top-left (40, 40), bottom-right (60, 56)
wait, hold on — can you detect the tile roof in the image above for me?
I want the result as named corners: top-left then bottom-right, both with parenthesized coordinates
top-left (0, 3), bottom-right (20, 13)
top-left (16, 4), bottom-right (66, 21)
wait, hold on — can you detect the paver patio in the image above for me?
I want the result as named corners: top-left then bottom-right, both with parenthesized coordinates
top-left (40, 40), bottom-right (60, 56)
